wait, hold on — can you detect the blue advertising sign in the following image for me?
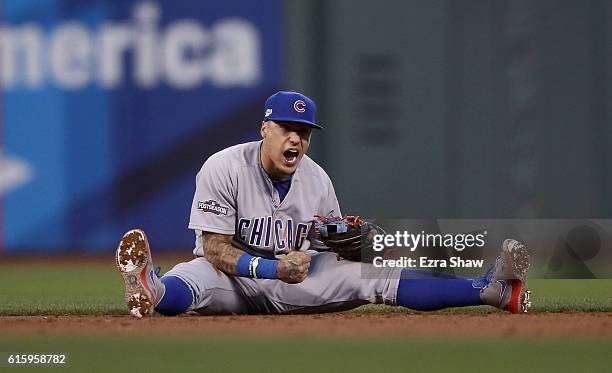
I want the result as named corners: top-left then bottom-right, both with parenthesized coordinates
top-left (0, 0), bottom-right (283, 253)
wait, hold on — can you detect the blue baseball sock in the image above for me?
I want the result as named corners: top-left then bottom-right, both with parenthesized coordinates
top-left (155, 276), bottom-right (194, 316)
top-left (396, 269), bottom-right (483, 311)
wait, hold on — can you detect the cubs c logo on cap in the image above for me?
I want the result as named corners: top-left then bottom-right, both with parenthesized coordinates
top-left (263, 91), bottom-right (323, 129)
top-left (293, 100), bottom-right (306, 113)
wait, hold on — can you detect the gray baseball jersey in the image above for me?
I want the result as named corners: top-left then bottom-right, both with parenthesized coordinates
top-left (164, 140), bottom-right (401, 314)
top-left (188, 140), bottom-right (340, 257)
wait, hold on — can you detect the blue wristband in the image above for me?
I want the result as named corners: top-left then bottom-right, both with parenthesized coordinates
top-left (253, 257), bottom-right (278, 279)
top-left (236, 253), bottom-right (278, 279)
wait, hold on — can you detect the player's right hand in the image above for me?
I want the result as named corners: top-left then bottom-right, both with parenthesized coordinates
top-left (277, 251), bottom-right (311, 283)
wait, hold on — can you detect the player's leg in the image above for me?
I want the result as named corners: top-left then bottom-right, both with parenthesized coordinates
top-left (395, 271), bottom-right (483, 311)
top-left (116, 229), bottom-right (250, 317)
top-left (241, 251), bottom-right (402, 314)
top-left (161, 257), bottom-right (251, 315)
top-left (248, 239), bottom-right (531, 314)
top-left (395, 239), bottom-right (531, 313)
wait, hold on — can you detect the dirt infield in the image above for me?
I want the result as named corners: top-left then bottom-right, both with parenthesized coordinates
top-left (2, 313), bottom-right (612, 338)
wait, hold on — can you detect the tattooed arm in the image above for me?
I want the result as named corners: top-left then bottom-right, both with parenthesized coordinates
top-left (202, 232), bottom-right (311, 283)
top-left (202, 232), bottom-right (242, 274)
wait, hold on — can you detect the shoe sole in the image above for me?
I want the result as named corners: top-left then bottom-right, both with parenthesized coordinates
top-left (115, 229), bottom-right (155, 318)
top-left (502, 239), bottom-right (530, 282)
top-left (505, 279), bottom-right (532, 313)
top-left (501, 239), bottom-right (532, 313)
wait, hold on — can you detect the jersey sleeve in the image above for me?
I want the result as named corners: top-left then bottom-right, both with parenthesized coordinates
top-left (188, 154), bottom-right (237, 235)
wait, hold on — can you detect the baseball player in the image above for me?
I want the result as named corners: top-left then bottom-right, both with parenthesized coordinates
top-left (116, 91), bottom-right (531, 318)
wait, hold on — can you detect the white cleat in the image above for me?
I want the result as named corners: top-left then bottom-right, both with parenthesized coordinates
top-left (115, 229), bottom-right (163, 318)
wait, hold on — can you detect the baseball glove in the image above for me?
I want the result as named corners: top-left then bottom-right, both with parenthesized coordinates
top-left (314, 214), bottom-right (384, 261)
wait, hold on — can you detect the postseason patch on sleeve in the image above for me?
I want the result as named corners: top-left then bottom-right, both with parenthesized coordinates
top-left (198, 200), bottom-right (229, 215)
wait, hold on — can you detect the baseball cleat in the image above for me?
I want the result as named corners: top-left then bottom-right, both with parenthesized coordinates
top-left (480, 279), bottom-right (532, 313)
top-left (115, 229), bottom-right (164, 318)
top-left (477, 239), bottom-right (532, 313)
top-left (492, 239), bottom-right (530, 282)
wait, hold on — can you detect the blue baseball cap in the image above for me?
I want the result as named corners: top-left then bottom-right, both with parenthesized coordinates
top-left (263, 91), bottom-right (323, 129)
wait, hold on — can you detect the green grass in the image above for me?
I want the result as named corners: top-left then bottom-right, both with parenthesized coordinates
top-left (353, 279), bottom-right (612, 314)
top-left (0, 262), bottom-right (127, 316)
top-left (0, 336), bottom-right (610, 373)
top-left (2, 262), bottom-right (610, 373)
top-left (0, 261), bottom-right (611, 315)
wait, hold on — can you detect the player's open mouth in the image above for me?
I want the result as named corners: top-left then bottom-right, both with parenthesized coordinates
top-left (282, 149), bottom-right (299, 166)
